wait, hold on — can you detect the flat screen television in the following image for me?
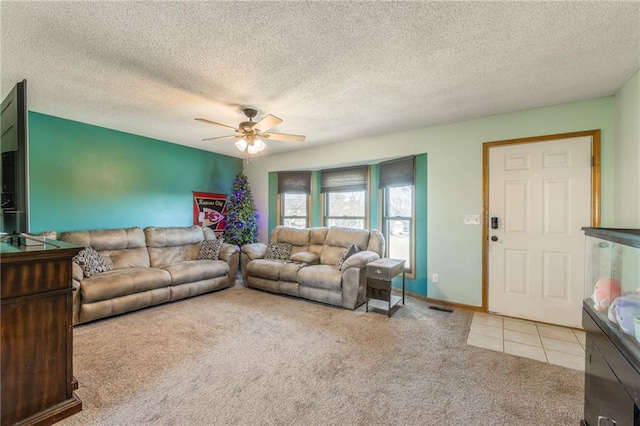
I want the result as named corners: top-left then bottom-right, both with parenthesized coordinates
top-left (1, 151), bottom-right (17, 210)
top-left (0, 79), bottom-right (28, 234)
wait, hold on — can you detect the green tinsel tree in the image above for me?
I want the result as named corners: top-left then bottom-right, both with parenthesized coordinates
top-left (224, 172), bottom-right (259, 246)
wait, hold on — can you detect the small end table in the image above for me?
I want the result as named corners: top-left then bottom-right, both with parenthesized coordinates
top-left (365, 258), bottom-right (405, 317)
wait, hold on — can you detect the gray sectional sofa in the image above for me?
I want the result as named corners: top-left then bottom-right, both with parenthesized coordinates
top-left (60, 225), bottom-right (239, 325)
top-left (241, 226), bottom-right (385, 309)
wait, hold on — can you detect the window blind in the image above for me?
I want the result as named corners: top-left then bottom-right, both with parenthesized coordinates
top-left (277, 171), bottom-right (311, 194)
top-left (379, 156), bottom-right (415, 189)
top-left (320, 166), bottom-right (368, 193)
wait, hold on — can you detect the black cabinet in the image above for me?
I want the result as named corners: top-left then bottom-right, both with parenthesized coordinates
top-left (583, 306), bottom-right (639, 426)
top-left (581, 228), bottom-right (640, 426)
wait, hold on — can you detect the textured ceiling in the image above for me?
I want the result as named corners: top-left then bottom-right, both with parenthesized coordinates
top-left (1, 2), bottom-right (639, 159)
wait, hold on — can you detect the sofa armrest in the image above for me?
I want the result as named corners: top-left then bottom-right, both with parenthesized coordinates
top-left (218, 243), bottom-right (240, 262)
top-left (72, 262), bottom-right (84, 282)
top-left (241, 243), bottom-right (268, 260)
top-left (340, 250), bottom-right (381, 271)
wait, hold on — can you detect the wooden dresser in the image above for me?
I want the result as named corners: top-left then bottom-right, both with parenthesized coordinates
top-left (1, 237), bottom-right (82, 426)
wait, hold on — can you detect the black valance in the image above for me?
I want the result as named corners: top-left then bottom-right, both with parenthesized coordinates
top-left (277, 171), bottom-right (311, 194)
top-left (320, 166), bottom-right (368, 193)
top-left (379, 156), bottom-right (415, 189)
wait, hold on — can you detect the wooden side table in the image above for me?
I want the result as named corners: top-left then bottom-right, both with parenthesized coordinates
top-left (365, 258), bottom-right (405, 317)
top-left (1, 236), bottom-right (83, 426)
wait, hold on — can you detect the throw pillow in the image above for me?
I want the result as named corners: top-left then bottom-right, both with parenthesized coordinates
top-left (198, 239), bottom-right (223, 260)
top-left (290, 251), bottom-right (319, 264)
top-left (337, 243), bottom-right (358, 270)
top-left (73, 247), bottom-right (112, 278)
top-left (264, 242), bottom-right (292, 260)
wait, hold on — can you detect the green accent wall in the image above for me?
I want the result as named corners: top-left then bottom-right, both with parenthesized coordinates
top-left (368, 164), bottom-right (380, 229)
top-left (266, 154), bottom-right (428, 296)
top-left (28, 112), bottom-right (242, 233)
top-left (395, 153), bottom-right (427, 295)
top-left (310, 171), bottom-right (322, 227)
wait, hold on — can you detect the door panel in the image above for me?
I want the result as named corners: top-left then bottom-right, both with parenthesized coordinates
top-left (504, 249), bottom-right (528, 294)
top-left (488, 136), bottom-right (591, 327)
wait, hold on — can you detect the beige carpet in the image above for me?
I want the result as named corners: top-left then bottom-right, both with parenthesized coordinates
top-left (60, 284), bottom-right (584, 425)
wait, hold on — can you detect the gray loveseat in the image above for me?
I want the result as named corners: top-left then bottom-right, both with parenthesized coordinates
top-left (241, 226), bottom-right (385, 309)
top-left (60, 225), bottom-right (239, 325)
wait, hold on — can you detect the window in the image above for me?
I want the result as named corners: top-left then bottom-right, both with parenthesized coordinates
top-left (281, 193), bottom-right (308, 227)
top-left (380, 157), bottom-right (414, 273)
top-left (321, 166), bottom-right (368, 229)
top-left (278, 171), bottom-right (311, 228)
top-left (325, 192), bottom-right (366, 228)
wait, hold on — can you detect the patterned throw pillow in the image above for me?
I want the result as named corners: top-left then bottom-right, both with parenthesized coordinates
top-left (73, 247), bottom-right (112, 278)
top-left (264, 242), bottom-right (292, 260)
top-left (337, 244), bottom-right (358, 270)
top-left (198, 239), bottom-right (223, 260)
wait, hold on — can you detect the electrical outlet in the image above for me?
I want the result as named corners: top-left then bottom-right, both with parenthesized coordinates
top-left (432, 273), bottom-right (439, 283)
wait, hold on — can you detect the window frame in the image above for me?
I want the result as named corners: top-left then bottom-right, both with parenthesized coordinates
top-left (322, 190), bottom-right (368, 229)
top-left (320, 166), bottom-right (369, 229)
top-left (379, 157), bottom-right (415, 278)
top-left (278, 192), bottom-right (310, 228)
top-left (381, 185), bottom-right (415, 277)
top-left (276, 171), bottom-right (311, 228)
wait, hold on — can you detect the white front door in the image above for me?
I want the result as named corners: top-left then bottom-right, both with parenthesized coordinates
top-left (487, 136), bottom-right (592, 328)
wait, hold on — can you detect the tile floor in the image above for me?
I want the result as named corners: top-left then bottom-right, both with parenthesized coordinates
top-left (467, 312), bottom-right (586, 371)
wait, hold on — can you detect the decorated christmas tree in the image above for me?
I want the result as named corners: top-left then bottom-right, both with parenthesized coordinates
top-left (224, 172), bottom-right (259, 246)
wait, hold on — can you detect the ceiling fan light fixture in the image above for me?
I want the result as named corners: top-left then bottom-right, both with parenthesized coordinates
top-left (254, 139), bottom-right (266, 152)
top-left (235, 138), bottom-right (248, 152)
top-left (197, 108), bottom-right (305, 158)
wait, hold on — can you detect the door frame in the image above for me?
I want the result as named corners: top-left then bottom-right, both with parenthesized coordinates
top-left (481, 130), bottom-right (601, 312)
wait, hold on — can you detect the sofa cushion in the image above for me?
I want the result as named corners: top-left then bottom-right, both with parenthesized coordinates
top-left (74, 247), bottom-right (113, 278)
top-left (337, 244), bottom-right (358, 270)
top-left (145, 226), bottom-right (204, 266)
top-left (265, 242), bottom-right (292, 260)
top-left (60, 227), bottom-right (150, 269)
top-left (325, 226), bottom-right (371, 251)
top-left (81, 267), bottom-right (172, 303)
top-left (297, 265), bottom-right (342, 291)
top-left (97, 247), bottom-right (151, 269)
top-left (279, 262), bottom-right (307, 282)
top-left (320, 245), bottom-right (346, 266)
top-left (161, 260), bottom-right (229, 286)
top-left (61, 227), bottom-right (146, 251)
top-left (309, 227), bottom-right (329, 244)
top-left (198, 239), bottom-right (223, 260)
top-left (145, 225), bottom-right (204, 247)
top-left (247, 259), bottom-right (285, 281)
top-left (290, 251), bottom-right (319, 264)
top-left (270, 226), bottom-right (311, 246)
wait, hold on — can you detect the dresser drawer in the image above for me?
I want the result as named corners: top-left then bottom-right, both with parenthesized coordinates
top-left (367, 266), bottom-right (393, 281)
top-left (366, 259), bottom-right (405, 281)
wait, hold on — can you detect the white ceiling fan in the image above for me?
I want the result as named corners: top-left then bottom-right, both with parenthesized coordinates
top-left (195, 108), bottom-right (305, 156)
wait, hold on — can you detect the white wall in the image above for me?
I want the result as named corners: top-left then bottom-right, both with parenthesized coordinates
top-left (245, 97), bottom-right (616, 306)
top-left (614, 69), bottom-right (640, 227)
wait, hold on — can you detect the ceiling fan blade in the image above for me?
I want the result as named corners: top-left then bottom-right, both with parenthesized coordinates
top-left (201, 135), bottom-right (239, 141)
top-left (195, 118), bottom-right (238, 131)
top-left (264, 132), bottom-right (306, 143)
top-left (253, 114), bottom-right (282, 132)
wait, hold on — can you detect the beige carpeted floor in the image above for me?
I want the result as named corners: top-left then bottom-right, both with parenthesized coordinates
top-left (60, 284), bottom-right (584, 425)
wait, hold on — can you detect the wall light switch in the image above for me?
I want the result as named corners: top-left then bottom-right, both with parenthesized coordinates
top-left (464, 215), bottom-right (481, 225)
